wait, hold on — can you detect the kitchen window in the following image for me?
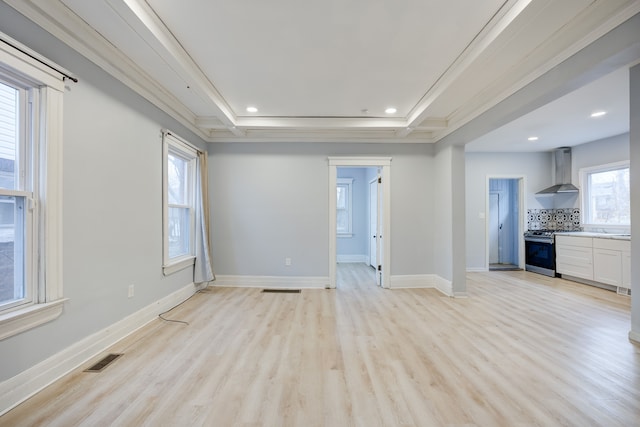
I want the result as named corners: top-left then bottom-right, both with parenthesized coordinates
top-left (580, 161), bottom-right (630, 229)
top-left (336, 178), bottom-right (353, 237)
top-left (162, 131), bottom-right (198, 274)
top-left (0, 33), bottom-right (65, 340)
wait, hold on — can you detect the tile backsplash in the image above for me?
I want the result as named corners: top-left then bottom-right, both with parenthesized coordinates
top-left (527, 208), bottom-right (581, 231)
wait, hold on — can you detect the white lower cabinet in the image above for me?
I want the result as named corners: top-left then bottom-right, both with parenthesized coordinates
top-left (556, 236), bottom-right (593, 280)
top-left (556, 235), bottom-right (631, 289)
top-left (593, 248), bottom-right (622, 286)
top-left (622, 250), bottom-right (631, 288)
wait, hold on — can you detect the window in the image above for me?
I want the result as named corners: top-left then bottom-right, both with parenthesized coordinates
top-left (580, 161), bottom-right (630, 229)
top-left (337, 178), bottom-right (353, 236)
top-left (163, 131), bottom-right (198, 274)
top-left (0, 81), bottom-right (30, 311)
top-left (0, 32), bottom-right (65, 340)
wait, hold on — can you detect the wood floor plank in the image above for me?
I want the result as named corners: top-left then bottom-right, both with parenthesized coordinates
top-left (2, 265), bottom-right (639, 426)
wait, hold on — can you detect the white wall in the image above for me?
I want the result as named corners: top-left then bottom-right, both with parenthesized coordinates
top-left (572, 133), bottom-right (630, 179)
top-left (465, 151), bottom-right (552, 270)
top-left (432, 144), bottom-right (466, 293)
top-left (0, 3), bottom-right (207, 382)
top-left (630, 64), bottom-right (639, 341)
top-left (208, 143), bottom-right (435, 277)
top-left (433, 147), bottom-right (453, 281)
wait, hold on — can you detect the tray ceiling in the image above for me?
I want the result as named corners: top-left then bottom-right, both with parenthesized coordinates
top-left (4, 0), bottom-right (640, 143)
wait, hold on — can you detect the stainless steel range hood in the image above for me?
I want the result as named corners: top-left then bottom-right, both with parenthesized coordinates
top-left (536, 147), bottom-right (579, 194)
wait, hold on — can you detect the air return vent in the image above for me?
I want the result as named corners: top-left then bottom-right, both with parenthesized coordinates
top-left (84, 353), bottom-right (123, 372)
top-left (617, 287), bottom-right (631, 296)
top-left (262, 289), bottom-right (301, 293)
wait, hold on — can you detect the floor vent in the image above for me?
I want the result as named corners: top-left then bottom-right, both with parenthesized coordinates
top-left (84, 353), bottom-right (123, 372)
top-left (617, 287), bottom-right (631, 296)
top-left (262, 289), bottom-right (301, 293)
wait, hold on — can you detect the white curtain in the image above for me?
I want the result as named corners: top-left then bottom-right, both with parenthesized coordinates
top-left (194, 151), bottom-right (215, 284)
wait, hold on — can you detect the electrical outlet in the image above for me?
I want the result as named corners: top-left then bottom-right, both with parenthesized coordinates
top-left (285, 257), bottom-right (292, 266)
top-left (128, 284), bottom-right (134, 298)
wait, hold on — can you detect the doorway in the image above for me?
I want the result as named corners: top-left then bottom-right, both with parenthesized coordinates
top-left (335, 167), bottom-right (379, 288)
top-left (488, 177), bottom-right (523, 271)
top-left (329, 157), bottom-right (391, 289)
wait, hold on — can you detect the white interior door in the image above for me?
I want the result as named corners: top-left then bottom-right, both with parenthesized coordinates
top-left (369, 179), bottom-right (378, 268)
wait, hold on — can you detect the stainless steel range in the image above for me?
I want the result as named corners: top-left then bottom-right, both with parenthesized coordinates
top-left (524, 230), bottom-right (556, 277)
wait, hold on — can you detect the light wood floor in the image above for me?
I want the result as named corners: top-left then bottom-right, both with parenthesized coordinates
top-left (2, 264), bottom-right (639, 426)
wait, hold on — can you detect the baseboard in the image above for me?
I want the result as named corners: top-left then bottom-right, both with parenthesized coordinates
top-left (389, 274), bottom-right (435, 289)
top-left (466, 267), bottom-right (488, 272)
top-left (337, 254), bottom-right (368, 263)
top-left (388, 274), bottom-right (459, 297)
top-left (434, 276), bottom-right (453, 297)
top-left (0, 282), bottom-right (199, 416)
top-left (629, 330), bottom-right (640, 344)
top-left (213, 275), bottom-right (329, 289)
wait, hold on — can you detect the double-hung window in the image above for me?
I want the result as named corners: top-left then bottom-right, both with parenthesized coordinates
top-left (580, 161), bottom-right (630, 230)
top-left (0, 79), bottom-right (30, 311)
top-left (0, 32), bottom-right (65, 340)
top-left (336, 178), bottom-right (353, 237)
top-left (162, 131), bottom-right (198, 275)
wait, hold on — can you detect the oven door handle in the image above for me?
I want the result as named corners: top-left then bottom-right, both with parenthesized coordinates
top-left (525, 237), bottom-right (554, 244)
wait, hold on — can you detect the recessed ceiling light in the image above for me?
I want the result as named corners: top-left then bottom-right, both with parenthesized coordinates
top-left (246, 106), bottom-right (258, 113)
top-left (385, 107), bottom-right (397, 114)
top-left (591, 111), bottom-right (606, 117)
top-left (528, 136), bottom-right (539, 141)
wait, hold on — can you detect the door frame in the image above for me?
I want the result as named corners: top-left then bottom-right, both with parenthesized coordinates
top-left (488, 190), bottom-right (504, 264)
top-left (329, 157), bottom-right (391, 289)
top-left (485, 175), bottom-right (526, 270)
top-left (369, 177), bottom-right (379, 269)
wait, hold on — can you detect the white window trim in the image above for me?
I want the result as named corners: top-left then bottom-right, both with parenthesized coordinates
top-left (579, 160), bottom-right (630, 232)
top-left (0, 32), bottom-right (65, 341)
top-left (162, 130), bottom-right (197, 275)
top-left (337, 178), bottom-right (353, 237)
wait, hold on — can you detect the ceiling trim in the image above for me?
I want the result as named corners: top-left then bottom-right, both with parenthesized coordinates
top-left (430, 0), bottom-right (640, 144)
top-left (405, 0), bottom-right (533, 129)
top-left (439, 11), bottom-right (640, 150)
top-left (114, 0), bottom-right (238, 128)
top-left (3, 0), bottom-right (214, 141)
top-left (5, 0), bottom-right (640, 145)
top-left (207, 129), bottom-right (436, 144)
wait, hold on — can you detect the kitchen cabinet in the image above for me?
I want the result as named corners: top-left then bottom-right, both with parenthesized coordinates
top-left (556, 234), bottom-right (631, 289)
top-left (556, 236), bottom-right (593, 280)
top-left (593, 238), bottom-right (629, 287)
top-left (622, 250), bottom-right (631, 288)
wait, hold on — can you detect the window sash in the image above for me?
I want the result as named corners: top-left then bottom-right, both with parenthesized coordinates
top-left (337, 178), bottom-right (353, 236)
top-left (0, 193), bottom-right (33, 311)
top-left (0, 76), bottom-right (35, 313)
top-left (162, 131), bottom-right (198, 272)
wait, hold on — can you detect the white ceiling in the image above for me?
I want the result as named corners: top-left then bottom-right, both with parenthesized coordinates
top-left (465, 66), bottom-right (631, 152)
top-left (4, 0), bottom-right (640, 146)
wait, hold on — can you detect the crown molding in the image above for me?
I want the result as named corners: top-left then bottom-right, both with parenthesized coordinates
top-left (5, 0), bottom-right (639, 145)
top-left (430, 0), bottom-right (640, 143)
top-left (3, 0), bottom-right (212, 140)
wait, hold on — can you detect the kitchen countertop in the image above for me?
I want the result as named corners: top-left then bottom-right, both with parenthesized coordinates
top-left (557, 231), bottom-right (631, 240)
